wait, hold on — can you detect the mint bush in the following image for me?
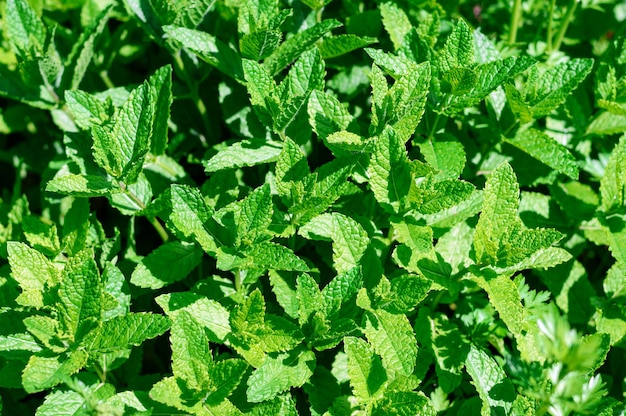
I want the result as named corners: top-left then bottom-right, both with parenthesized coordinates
top-left (1, 0), bottom-right (626, 414)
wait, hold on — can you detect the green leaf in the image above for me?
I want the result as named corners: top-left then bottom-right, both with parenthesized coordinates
top-left (91, 78), bottom-right (155, 183)
top-left (307, 90), bottom-right (352, 140)
top-left (322, 267), bottom-right (363, 318)
top-left (57, 248), bottom-right (102, 342)
top-left (437, 19), bottom-right (475, 73)
top-left (65, 90), bottom-right (112, 130)
top-left (150, 184), bottom-right (220, 254)
top-left (264, 19), bottom-right (342, 76)
top-left (318, 35), bottom-right (377, 59)
top-left (235, 184), bottom-right (273, 246)
top-left (131, 241), bottom-right (203, 289)
top-left (420, 140), bottom-right (466, 180)
top-left (35, 390), bottom-right (85, 416)
top-left (370, 62), bottom-right (431, 142)
top-left (275, 137), bottom-right (310, 208)
top-left (7, 241), bottom-right (61, 308)
top-left (465, 345), bottom-right (517, 416)
top-left (344, 336), bottom-right (387, 400)
top-left (46, 172), bottom-right (117, 197)
top-left (445, 56), bottom-right (535, 115)
top-left (86, 313), bottom-right (170, 353)
top-left (509, 59), bottom-right (594, 121)
top-left (164, 25), bottom-right (244, 82)
top-left (363, 309), bottom-right (418, 377)
top-left (148, 65), bottom-right (173, 156)
top-left (240, 30), bottom-right (282, 60)
top-left (218, 242), bottom-right (309, 272)
top-left (22, 215), bottom-right (60, 257)
top-left (6, 0), bottom-right (46, 56)
top-left (379, 2), bottom-right (411, 51)
top-left (170, 310), bottom-right (212, 391)
top-left (368, 126), bottom-right (412, 213)
top-left (22, 350), bottom-right (89, 393)
top-left (371, 391), bottom-right (436, 416)
top-left (61, 5), bottom-right (112, 90)
top-left (504, 128), bottom-right (579, 179)
top-left (204, 139), bottom-right (283, 172)
top-left (473, 162), bottom-right (520, 264)
top-left (299, 212), bottom-right (369, 273)
top-left (600, 135), bottom-right (626, 212)
top-left (246, 349), bottom-right (316, 402)
top-left (157, 292), bottom-right (232, 343)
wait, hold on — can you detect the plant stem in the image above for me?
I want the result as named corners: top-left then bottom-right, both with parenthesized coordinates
top-left (546, 0), bottom-right (557, 52)
top-left (120, 182), bottom-right (169, 243)
top-left (508, 0), bottom-right (523, 45)
top-left (551, 0), bottom-right (578, 53)
top-left (427, 111), bottom-right (443, 142)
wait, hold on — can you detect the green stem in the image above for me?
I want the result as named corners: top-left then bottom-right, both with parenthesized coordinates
top-left (551, 0), bottom-right (578, 53)
top-left (427, 111), bottom-right (443, 142)
top-left (119, 182), bottom-right (169, 243)
top-left (100, 70), bottom-right (115, 90)
top-left (508, 0), bottom-right (523, 45)
top-left (546, 0), bottom-right (557, 52)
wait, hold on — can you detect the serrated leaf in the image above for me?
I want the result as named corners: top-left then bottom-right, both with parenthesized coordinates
top-left (22, 350), bottom-right (89, 393)
top-left (380, 2), bottom-right (411, 51)
top-left (151, 184), bottom-right (220, 254)
top-left (517, 59), bottom-right (594, 119)
top-left (587, 111), bottom-right (626, 135)
top-left (473, 162), bottom-right (520, 264)
top-left (102, 262), bottom-right (130, 320)
top-left (65, 90), bottom-right (111, 130)
top-left (308, 90), bottom-right (352, 140)
top-left (218, 242), bottom-right (309, 272)
top-left (170, 310), bottom-right (212, 390)
top-left (318, 34), bottom-right (377, 59)
top-left (445, 56), bottom-right (534, 114)
top-left (61, 6), bottom-right (112, 90)
top-left (205, 139), bottom-right (283, 172)
top-left (35, 389), bottom-right (85, 416)
top-left (322, 267), bottom-right (363, 318)
top-left (368, 126), bottom-right (412, 213)
top-left (86, 313), bottom-right (170, 353)
top-left (437, 19), bottom-right (474, 73)
top-left (600, 135), bottom-right (626, 212)
top-left (246, 349), bottom-right (316, 402)
top-left (363, 309), bottom-right (418, 377)
top-left (275, 137), bottom-right (310, 207)
top-left (148, 65), bottom-right (173, 155)
top-left (264, 19), bottom-right (342, 76)
top-left (7, 241), bottom-right (61, 308)
top-left (299, 212), bottom-right (369, 273)
top-left (241, 30), bottom-right (282, 60)
top-left (236, 184), bottom-right (273, 246)
top-left (157, 292), bottom-right (232, 343)
top-left (420, 140), bottom-right (466, 180)
top-left (504, 128), bottom-right (578, 179)
top-left (22, 216), bottom-right (60, 257)
top-left (371, 391), bottom-right (436, 416)
top-left (344, 336), bottom-right (387, 400)
top-left (57, 249), bottom-right (102, 341)
top-left (46, 172), bottom-right (117, 197)
top-left (370, 62), bottom-right (431, 142)
top-left (6, 0), bottom-right (46, 56)
top-left (164, 25), bottom-right (244, 81)
top-left (131, 241), bottom-right (203, 289)
top-left (465, 345), bottom-right (517, 416)
top-left (91, 78), bottom-right (154, 183)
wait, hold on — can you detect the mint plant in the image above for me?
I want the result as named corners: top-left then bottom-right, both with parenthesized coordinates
top-left (1, 0), bottom-right (625, 414)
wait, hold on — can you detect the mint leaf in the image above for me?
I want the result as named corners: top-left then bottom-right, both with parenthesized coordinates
top-left (299, 213), bottom-right (369, 273)
top-left (86, 313), bottom-right (170, 354)
top-left (247, 349), bottom-right (316, 402)
top-left (600, 135), bottom-right (626, 213)
top-left (504, 128), bottom-right (579, 179)
top-left (205, 139), bottom-right (283, 173)
top-left (363, 309), bottom-right (418, 378)
top-left (22, 351), bottom-right (89, 393)
top-left (7, 241), bottom-right (60, 308)
top-left (264, 19), bottom-right (342, 76)
top-left (466, 345), bottom-right (517, 415)
top-left (344, 336), bottom-right (387, 400)
top-left (164, 25), bottom-right (244, 81)
top-left (131, 241), bottom-right (203, 289)
top-left (6, 0), bottom-right (46, 56)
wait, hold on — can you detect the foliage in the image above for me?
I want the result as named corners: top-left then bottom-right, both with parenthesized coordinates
top-left (0, 0), bottom-right (625, 414)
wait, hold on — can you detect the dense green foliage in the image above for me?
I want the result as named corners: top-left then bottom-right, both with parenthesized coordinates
top-left (1, 0), bottom-right (626, 414)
